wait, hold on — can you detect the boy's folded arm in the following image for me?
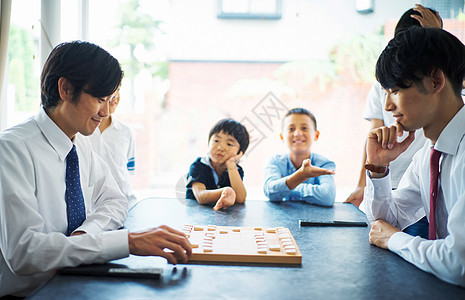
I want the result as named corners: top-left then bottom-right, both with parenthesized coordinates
top-left (284, 160), bottom-right (335, 191)
top-left (285, 168), bottom-right (308, 190)
top-left (264, 176), bottom-right (293, 201)
top-left (294, 175), bottom-right (336, 206)
top-left (263, 160), bottom-right (291, 201)
top-left (191, 182), bottom-right (223, 204)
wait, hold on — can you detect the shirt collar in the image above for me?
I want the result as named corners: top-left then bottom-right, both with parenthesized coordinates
top-left (286, 154), bottom-right (297, 173)
top-left (434, 105), bottom-right (465, 156)
top-left (34, 107), bottom-right (74, 161)
top-left (200, 155), bottom-right (220, 185)
top-left (109, 116), bottom-right (121, 130)
top-left (200, 155), bottom-right (214, 169)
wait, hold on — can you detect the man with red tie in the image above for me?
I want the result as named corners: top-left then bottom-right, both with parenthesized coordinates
top-left (362, 26), bottom-right (465, 287)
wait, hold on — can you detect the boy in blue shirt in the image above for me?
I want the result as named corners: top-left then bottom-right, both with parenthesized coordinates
top-left (263, 108), bottom-right (336, 206)
top-left (186, 118), bottom-right (249, 210)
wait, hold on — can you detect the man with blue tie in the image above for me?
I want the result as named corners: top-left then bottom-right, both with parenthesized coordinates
top-left (0, 41), bottom-right (191, 297)
top-left (362, 27), bottom-right (465, 287)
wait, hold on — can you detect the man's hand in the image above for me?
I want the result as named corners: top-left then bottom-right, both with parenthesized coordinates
top-left (366, 123), bottom-right (415, 167)
top-left (344, 186), bottom-right (364, 207)
top-left (128, 225), bottom-right (192, 264)
top-left (213, 187), bottom-right (236, 210)
top-left (299, 158), bottom-right (335, 179)
top-left (412, 4), bottom-right (442, 29)
top-left (369, 220), bottom-right (401, 249)
top-left (225, 152), bottom-right (243, 170)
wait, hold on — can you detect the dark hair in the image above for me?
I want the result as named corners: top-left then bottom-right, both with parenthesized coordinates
top-left (283, 108), bottom-right (317, 130)
top-left (376, 27), bottom-right (465, 98)
top-left (394, 7), bottom-right (442, 36)
top-left (208, 119), bottom-right (250, 154)
top-left (41, 41), bottom-right (123, 109)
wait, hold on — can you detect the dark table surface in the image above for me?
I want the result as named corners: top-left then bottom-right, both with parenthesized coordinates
top-left (28, 198), bottom-right (465, 299)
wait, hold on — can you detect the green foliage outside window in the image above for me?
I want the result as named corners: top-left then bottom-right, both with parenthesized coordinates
top-left (8, 25), bottom-right (39, 111)
top-left (330, 33), bottom-right (387, 83)
top-left (109, 0), bottom-right (168, 107)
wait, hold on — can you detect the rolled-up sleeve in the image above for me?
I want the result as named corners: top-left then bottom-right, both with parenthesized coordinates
top-left (263, 156), bottom-right (291, 201)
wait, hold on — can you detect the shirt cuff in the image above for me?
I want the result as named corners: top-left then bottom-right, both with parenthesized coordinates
top-left (366, 170), bottom-right (392, 199)
top-left (98, 229), bottom-right (130, 261)
top-left (278, 176), bottom-right (292, 192)
top-left (77, 220), bottom-right (104, 235)
top-left (387, 231), bottom-right (413, 255)
top-left (265, 177), bottom-right (291, 201)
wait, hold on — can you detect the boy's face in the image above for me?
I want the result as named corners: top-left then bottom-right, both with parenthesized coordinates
top-left (208, 131), bottom-right (241, 165)
top-left (384, 81), bottom-right (436, 132)
top-left (280, 114), bottom-right (319, 156)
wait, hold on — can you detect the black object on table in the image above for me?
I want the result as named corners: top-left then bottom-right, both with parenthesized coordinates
top-left (299, 219), bottom-right (368, 227)
top-left (58, 263), bottom-right (164, 279)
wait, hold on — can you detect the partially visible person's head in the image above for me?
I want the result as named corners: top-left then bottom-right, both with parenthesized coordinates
top-left (208, 118), bottom-right (250, 156)
top-left (281, 108), bottom-right (319, 156)
top-left (376, 27), bottom-right (465, 98)
top-left (41, 41), bottom-right (123, 110)
top-left (395, 7), bottom-right (442, 36)
top-left (108, 87), bottom-right (121, 115)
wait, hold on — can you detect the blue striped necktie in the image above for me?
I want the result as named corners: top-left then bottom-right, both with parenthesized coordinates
top-left (65, 145), bottom-right (86, 235)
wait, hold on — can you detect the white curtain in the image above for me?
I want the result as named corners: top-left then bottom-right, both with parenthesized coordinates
top-left (0, 0), bottom-right (12, 131)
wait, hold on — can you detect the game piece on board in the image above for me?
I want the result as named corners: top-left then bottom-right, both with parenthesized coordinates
top-left (268, 244), bottom-right (281, 251)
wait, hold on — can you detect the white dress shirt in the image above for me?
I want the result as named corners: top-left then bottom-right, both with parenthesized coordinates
top-left (89, 117), bottom-right (137, 208)
top-left (363, 105), bottom-right (465, 287)
top-left (363, 82), bottom-right (428, 188)
top-left (0, 108), bottom-right (130, 297)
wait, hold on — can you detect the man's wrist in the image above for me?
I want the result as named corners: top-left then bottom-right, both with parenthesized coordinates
top-left (128, 232), bottom-right (136, 254)
top-left (365, 163), bottom-right (388, 173)
top-left (365, 163), bottom-right (389, 178)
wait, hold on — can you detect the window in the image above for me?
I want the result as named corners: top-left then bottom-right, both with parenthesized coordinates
top-left (9, 0), bottom-right (465, 203)
top-left (217, 0), bottom-right (282, 19)
top-left (5, 0), bottom-right (40, 128)
top-left (422, 0), bottom-right (465, 18)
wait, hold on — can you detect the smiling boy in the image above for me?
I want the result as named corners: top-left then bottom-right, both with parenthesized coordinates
top-left (263, 108), bottom-right (336, 206)
top-left (186, 118), bottom-right (249, 210)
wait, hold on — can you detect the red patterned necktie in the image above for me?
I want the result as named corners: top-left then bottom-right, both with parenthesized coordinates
top-left (429, 147), bottom-right (442, 240)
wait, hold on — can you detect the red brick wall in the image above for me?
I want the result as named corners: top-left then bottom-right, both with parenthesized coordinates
top-left (118, 20), bottom-right (465, 199)
top-left (143, 61), bottom-right (371, 197)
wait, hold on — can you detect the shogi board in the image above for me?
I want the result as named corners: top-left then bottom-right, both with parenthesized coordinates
top-left (181, 225), bottom-right (302, 265)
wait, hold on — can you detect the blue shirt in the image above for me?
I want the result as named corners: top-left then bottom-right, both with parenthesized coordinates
top-left (263, 153), bottom-right (336, 206)
top-left (186, 156), bottom-right (244, 200)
